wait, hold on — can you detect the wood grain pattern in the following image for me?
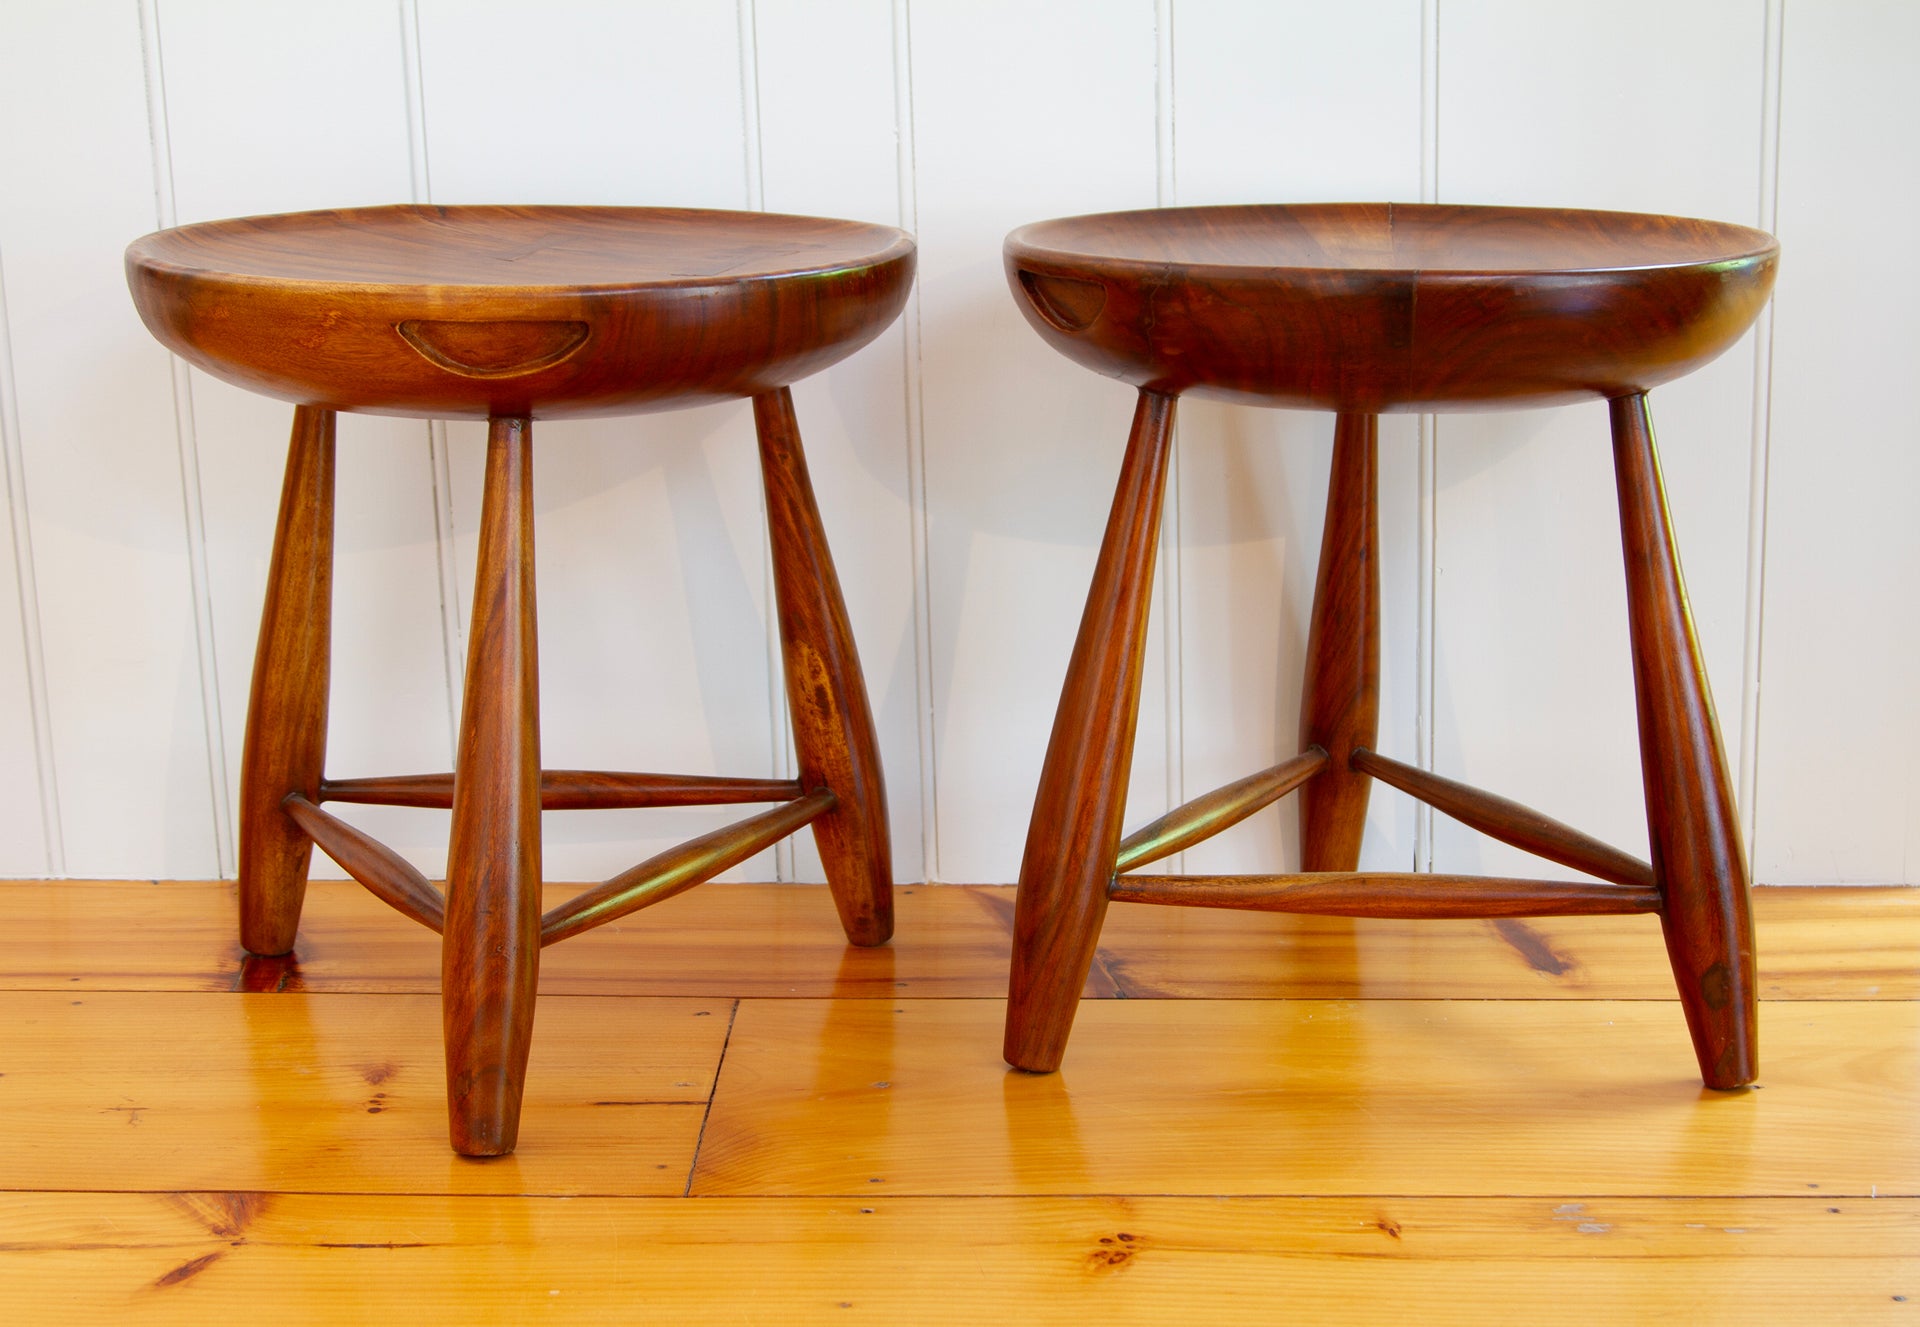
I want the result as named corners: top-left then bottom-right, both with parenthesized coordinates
top-left (1351, 747), bottom-right (1655, 889)
top-left (318, 770), bottom-right (803, 810)
top-left (540, 791), bottom-right (836, 946)
top-left (756, 388), bottom-right (894, 947)
top-left (1298, 412), bottom-right (1380, 869)
top-left (1005, 390), bottom-right (1177, 1073)
top-left (0, 882), bottom-right (1907, 1001)
top-left (1110, 872), bottom-right (1660, 917)
top-left (0, 992), bottom-right (722, 1194)
top-left (282, 795), bottom-right (444, 933)
top-left (1114, 748), bottom-right (1327, 873)
top-left (1005, 203), bottom-right (1778, 410)
top-left (441, 416), bottom-right (543, 1156)
top-left (694, 998), bottom-right (1918, 1198)
top-left (126, 205), bottom-right (917, 419)
top-left (4, 1193), bottom-right (1911, 1326)
top-left (1613, 393), bottom-right (1758, 1089)
top-left (235, 405), bottom-right (334, 957)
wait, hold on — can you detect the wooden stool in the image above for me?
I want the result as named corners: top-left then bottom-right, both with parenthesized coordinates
top-left (1001, 203), bottom-right (1778, 1088)
top-left (127, 205), bottom-right (914, 1155)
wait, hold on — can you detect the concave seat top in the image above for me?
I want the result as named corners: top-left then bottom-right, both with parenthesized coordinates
top-left (127, 205), bottom-right (916, 420)
top-left (1006, 203), bottom-right (1778, 411)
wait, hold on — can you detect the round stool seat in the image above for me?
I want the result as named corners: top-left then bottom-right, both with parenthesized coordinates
top-left (1005, 202), bottom-right (1777, 412)
top-left (127, 204), bottom-right (916, 420)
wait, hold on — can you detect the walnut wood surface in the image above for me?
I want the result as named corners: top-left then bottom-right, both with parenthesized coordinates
top-left (1006, 203), bottom-right (1778, 410)
top-left (282, 794), bottom-right (445, 933)
top-left (1351, 748), bottom-right (1655, 890)
top-left (1109, 873), bottom-right (1662, 918)
top-left (126, 205), bottom-right (916, 420)
top-left (1114, 748), bottom-right (1328, 874)
top-left (756, 388), bottom-right (894, 947)
top-left (1612, 394), bottom-right (1757, 1089)
top-left (539, 791), bottom-right (836, 946)
top-left (236, 406), bottom-right (334, 957)
top-left (441, 417), bottom-right (543, 1156)
top-left (317, 769), bottom-right (803, 810)
top-left (1298, 413), bottom-right (1380, 869)
top-left (1005, 390), bottom-right (1177, 1073)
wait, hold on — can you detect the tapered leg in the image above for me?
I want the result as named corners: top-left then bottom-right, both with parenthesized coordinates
top-left (1005, 389), bottom-right (1177, 1072)
top-left (237, 406), bottom-right (336, 956)
top-left (1611, 393), bottom-right (1756, 1089)
top-left (1298, 412), bottom-right (1380, 870)
top-left (443, 417), bottom-right (544, 1155)
top-left (754, 388), bottom-right (894, 946)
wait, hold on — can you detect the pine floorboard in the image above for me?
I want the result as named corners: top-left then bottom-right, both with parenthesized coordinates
top-left (0, 881), bottom-right (1912, 1322)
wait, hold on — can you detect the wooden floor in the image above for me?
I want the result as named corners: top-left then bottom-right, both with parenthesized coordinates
top-left (0, 881), bottom-right (1914, 1323)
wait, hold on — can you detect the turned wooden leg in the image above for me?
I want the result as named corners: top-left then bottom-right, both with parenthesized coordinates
top-left (237, 405), bottom-right (336, 956)
top-left (1005, 389), bottom-right (1177, 1072)
top-left (1611, 393), bottom-right (1756, 1089)
top-left (1298, 412), bottom-right (1380, 871)
top-left (443, 416), bottom-right (544, 1156)
top-left (754, 388), bottom-right (894, 946)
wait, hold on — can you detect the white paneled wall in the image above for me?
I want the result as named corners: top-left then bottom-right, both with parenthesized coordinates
top-left (0, 1), bottom-right (1911, 885)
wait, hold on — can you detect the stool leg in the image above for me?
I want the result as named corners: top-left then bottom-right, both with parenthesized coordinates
top-left (237, 405), bottom-right (336, 956)
top-left (443, 416), bottom-right (544, 1155)
top-left (1298, 412), bottom-right (1380, 871)
top-left (754, 388), bottom-right (894, 946)
top-left (1610, 393), bottom-right (1756, 1089)
top-left (1005, 389), bottom-right (1177, 1072)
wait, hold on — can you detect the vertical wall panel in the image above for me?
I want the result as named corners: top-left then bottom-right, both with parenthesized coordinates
top-left (156, 0), bottom-right (450, 880)
top-left (1432, 0), bottom-right (1767, 878)
top-left (0, 278), bottom-right (49, 874)
top-left (1756, 0), bottom-right (1920, 883)
top-left (0, 0), bottom-right (218, 877)
top-left (1173, 0), bottom-right (1426, 874)
top-left (911, 0), bottom-right (1163, 882)
top-left (419, 0), bottom-right (774, 881)
top-left (754, 0), bottom-right (926, 882)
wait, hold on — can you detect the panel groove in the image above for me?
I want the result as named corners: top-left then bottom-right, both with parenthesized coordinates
top-left (138, 0), bottom-right (232, 878)
top-left (893, 0), bottom-right (941, 882)
top-left (400, 0), bottom-right (461, 765)
top-left (1415, 0), bottom-right (1441, 872)
top-left (1156, 0), bottom-right (1185, 870)
top-left (737, 0), bottom-right (791, 880)
top-left (0, 249), bottom-right (58, 875)
top-left (1737, 0), bottom-right (1787, 863)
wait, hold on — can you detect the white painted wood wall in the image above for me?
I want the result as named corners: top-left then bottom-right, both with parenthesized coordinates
top-left (0, 0), bottom-right (1911, 886)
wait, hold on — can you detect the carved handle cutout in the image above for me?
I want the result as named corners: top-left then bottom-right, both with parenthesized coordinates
top-left (1017, 270), bottom-right (1107, 332)
top-left (397, 319), bottom-right (589, 379)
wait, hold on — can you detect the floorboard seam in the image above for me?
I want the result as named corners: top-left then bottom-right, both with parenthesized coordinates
top-left (682, 997), bottom-right (741, 1196)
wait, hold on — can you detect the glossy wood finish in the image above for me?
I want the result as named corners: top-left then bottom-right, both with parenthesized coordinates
top-left (281, 795), bottom-right (445, 934)
top-left (1612, 393), bottom-right (1758, 1089)
top-left (1351, 748), bottom-right (1655, 890)
top-left (128, 207), bottom-right (909, 1157)
top-left (236, 406), bottom-right (335, 957)
top-left (126, 205), bottom-right (916, 419)
top-left (441, 416), bottom-right (543, 1157)
top-left (756, 388), bottom-right (893, 947)
top-left (1003, 205), bottom-right (1775, 1082)
top-left (539, 791), bottom-right (836, 946)
top-left (1005, 390), bottom-right (1177, 1073)
top-left (317, 769), bottom-right (803, 810)
top-left (698, 997), bottom-right (1917, 1197)
top-left (6, 892), bottom-right (1913, 1323)
top-left (1, 880), bottom-right (1910, 1002)
top-left (1114, 748), bottom-right (1327, 873)
top-left (1110, 872), bottom-right (1660, 917)
top-left (1299, 413), bottom-right (1380, 870)
top-left (1006, 203), bottom-right (1779, 410)
top-left (12, 1194), bottom-right (1919, 1326)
